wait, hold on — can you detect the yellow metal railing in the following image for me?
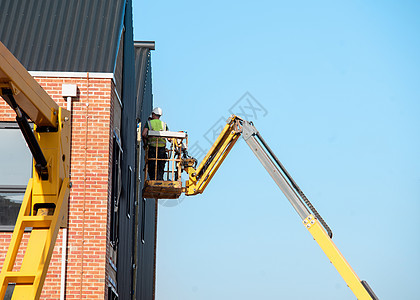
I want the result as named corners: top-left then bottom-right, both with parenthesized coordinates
top-left (142, 132), bottom-right (190, 199)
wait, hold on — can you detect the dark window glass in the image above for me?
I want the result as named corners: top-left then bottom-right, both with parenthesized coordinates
top-left (0, 122), bottom-right (32, 230)
top-left (141, 198), bottom-right (146, 244)
top-left (107, 286), bottom-right (118, 300)
top-left (4, 283), bottom-right (15, 300)
top-left (0, 187), bottom-right (26, 229)
top-left (126, 166), bottom-right (132, 218)
top-left (110, 134), bottom-right (122, 249)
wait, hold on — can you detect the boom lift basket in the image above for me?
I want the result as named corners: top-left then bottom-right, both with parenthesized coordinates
top-left (142, 115), bottom-right (242, 199)
top-left (142, 130), bottom-right (194, 199)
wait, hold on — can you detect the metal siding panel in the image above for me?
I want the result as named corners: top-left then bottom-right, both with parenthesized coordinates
top-left (63, 0), bottom-right (86, 70)
top-left (138, 199), bottom-right (157, 299)
top-left (111, 1), bottom-right (127, 75)
top-left (136, 52), bottom-right (155, 300)
top-left (86, 0), bottom-right (105, 71)
top-left (0, 1), bottom-right (10, 43)
top-left (117, 1), bottom-right (137, 299)
top-left (37, 0), bottom-right (60, 70)
top-left (115, 33), bottom-right (124, 99)
top-left (26, 1), bottom-right (45, 68)
top-left (134, 47), bottom-right (148, 119)
top-left (46, 1), bottom-right (72, 70)
top-left (81, 0), bottom-right (97, 70)
top-left (134, 47), bottom-right (155, 299)
top-left (2, 0), bottom-right (23, 58)
top-left (94, 0), bottom-right (115, 72)
top-left (0, 0), bottom-right (125, 72)
top-left (27, 1), bottom-right (44, 68)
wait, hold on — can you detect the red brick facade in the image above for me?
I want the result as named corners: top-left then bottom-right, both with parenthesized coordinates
top-left (0, 75), bottom-right (119, 299)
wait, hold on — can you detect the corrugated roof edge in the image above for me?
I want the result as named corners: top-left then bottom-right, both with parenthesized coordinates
top-left (111, 1), bottom-right (128, 76)
top-left (29, 71), bottom-right (116, 86)
top-left (134, 41), bottom-right (156, 50)
top-left (29, 71), bottom-right (114, 79)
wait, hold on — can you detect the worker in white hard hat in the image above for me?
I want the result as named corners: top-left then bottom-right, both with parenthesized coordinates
top-left (142, 107), bottom-right (168, 180)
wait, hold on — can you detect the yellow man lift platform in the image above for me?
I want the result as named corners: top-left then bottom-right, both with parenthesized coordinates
top-left (142, 180), bottom-right (183, 199)
top-left (142, 130), bottom-right (190, 199)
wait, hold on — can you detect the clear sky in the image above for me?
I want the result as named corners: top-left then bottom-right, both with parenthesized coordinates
top-left (133, 1), bottom-right (420, 299)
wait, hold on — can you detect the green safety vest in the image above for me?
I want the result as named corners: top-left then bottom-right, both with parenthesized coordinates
top-left (148, 119), bottom-right (167, 147)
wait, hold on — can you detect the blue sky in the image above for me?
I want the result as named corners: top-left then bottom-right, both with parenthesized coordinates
top-left (133, 1), bottom-right (420, 299)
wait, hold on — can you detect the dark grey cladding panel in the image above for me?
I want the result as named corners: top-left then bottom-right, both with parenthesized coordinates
top-left (134, 46), bottom-right (149, 120)
top-left (134, 42), bottom-right (154, 300)
top-left (0, 0), bottom-right (125, 72)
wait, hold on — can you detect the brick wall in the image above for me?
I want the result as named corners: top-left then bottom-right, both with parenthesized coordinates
top-left (0, 75), bottom-right (118, 299)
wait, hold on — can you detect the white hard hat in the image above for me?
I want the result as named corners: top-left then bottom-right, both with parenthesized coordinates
top-left (152, 107), bottom-right (162, 116)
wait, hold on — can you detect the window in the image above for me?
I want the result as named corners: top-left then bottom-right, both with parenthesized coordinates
top-left (110, 133), bottom-right (122, 249)
top-left (108, 286), bottom-right (118, 300)
top-left (141, 198), bottom-right (146, 244)
top-left (0, 122), bottom-right (32, 231)
top-left (4, 283), bottom-right (14, 300)
top-left (126, 166), bottom-right (132, 218)
top-left (0, 186), bottom-right (27, 230)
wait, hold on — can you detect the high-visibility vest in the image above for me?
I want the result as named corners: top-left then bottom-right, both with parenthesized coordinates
top-left (148, 119), bottom-right (167, 147)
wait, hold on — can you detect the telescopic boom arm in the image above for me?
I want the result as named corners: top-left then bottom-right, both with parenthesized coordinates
top-left (184, 115), bottom-right (378, 299)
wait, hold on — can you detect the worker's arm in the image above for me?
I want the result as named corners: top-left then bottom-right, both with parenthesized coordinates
top-left (142, 126), bottom-right (149, 139)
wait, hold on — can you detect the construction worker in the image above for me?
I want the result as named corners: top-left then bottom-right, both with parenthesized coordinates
top-left (142, 107), bottom-right (168, 180)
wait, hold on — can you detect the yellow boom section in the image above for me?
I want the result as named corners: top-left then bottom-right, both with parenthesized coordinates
top-left (185, 115), bottom-right (242, 195)
top-left (183, 116), bottom-right (377, 299)
top-left (0, 42), bottom-right (71, 300)
top-left (0, 41), bottom-right (58, 127)
top-left (304, 215), bottom-right (374, 299)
